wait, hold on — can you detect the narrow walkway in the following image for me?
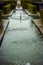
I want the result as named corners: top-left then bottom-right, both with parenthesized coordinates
top-left (0, 9), bottom-right (43, 65)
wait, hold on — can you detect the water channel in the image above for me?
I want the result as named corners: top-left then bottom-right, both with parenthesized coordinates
top-left (0, 9), bottom-right (43, 65)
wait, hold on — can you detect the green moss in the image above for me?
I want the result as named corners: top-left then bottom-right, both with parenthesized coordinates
top-left (40, 9), bottom-right (43, 24)
top-left (27, 4), bottom-right (37, 14)
top-left (3, 4), bottom-right (11, 14)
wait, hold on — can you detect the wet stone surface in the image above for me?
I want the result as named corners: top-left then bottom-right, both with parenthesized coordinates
top-left (0, 10), bottom-right (43, 65)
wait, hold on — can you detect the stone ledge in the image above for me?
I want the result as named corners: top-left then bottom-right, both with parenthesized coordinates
top-left (2, 10), bottom-right (13, 19)
top-left (0, 19), bottom-right (9, 45)
top-left (25, 9), bottom-right (40, 19)
top-left (33, 19), bottom-right (43, 34)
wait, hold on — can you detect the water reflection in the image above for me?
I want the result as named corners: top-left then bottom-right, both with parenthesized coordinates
top-left (0, 10), bottom-right (43, 65)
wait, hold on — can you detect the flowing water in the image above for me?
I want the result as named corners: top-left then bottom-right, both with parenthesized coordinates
top-left (0, 9), bottom-right (43, 65)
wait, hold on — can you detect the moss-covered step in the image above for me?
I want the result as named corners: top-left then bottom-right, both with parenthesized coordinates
top-left (27, 4), bottom-right (37, 14)
top-left (40, 9), bottom-right (43, 24)
top-left (3, 4), bottom-right (11, 14)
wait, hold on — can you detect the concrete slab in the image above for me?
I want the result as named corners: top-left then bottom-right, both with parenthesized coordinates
top-left (33, 19), bottom-right (43, 34)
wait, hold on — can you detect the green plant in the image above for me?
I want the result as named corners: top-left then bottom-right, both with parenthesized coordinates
top-left (27, 4), bottom-right (37, 14)
top-left (3, 4), bottom-right (11, 14)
